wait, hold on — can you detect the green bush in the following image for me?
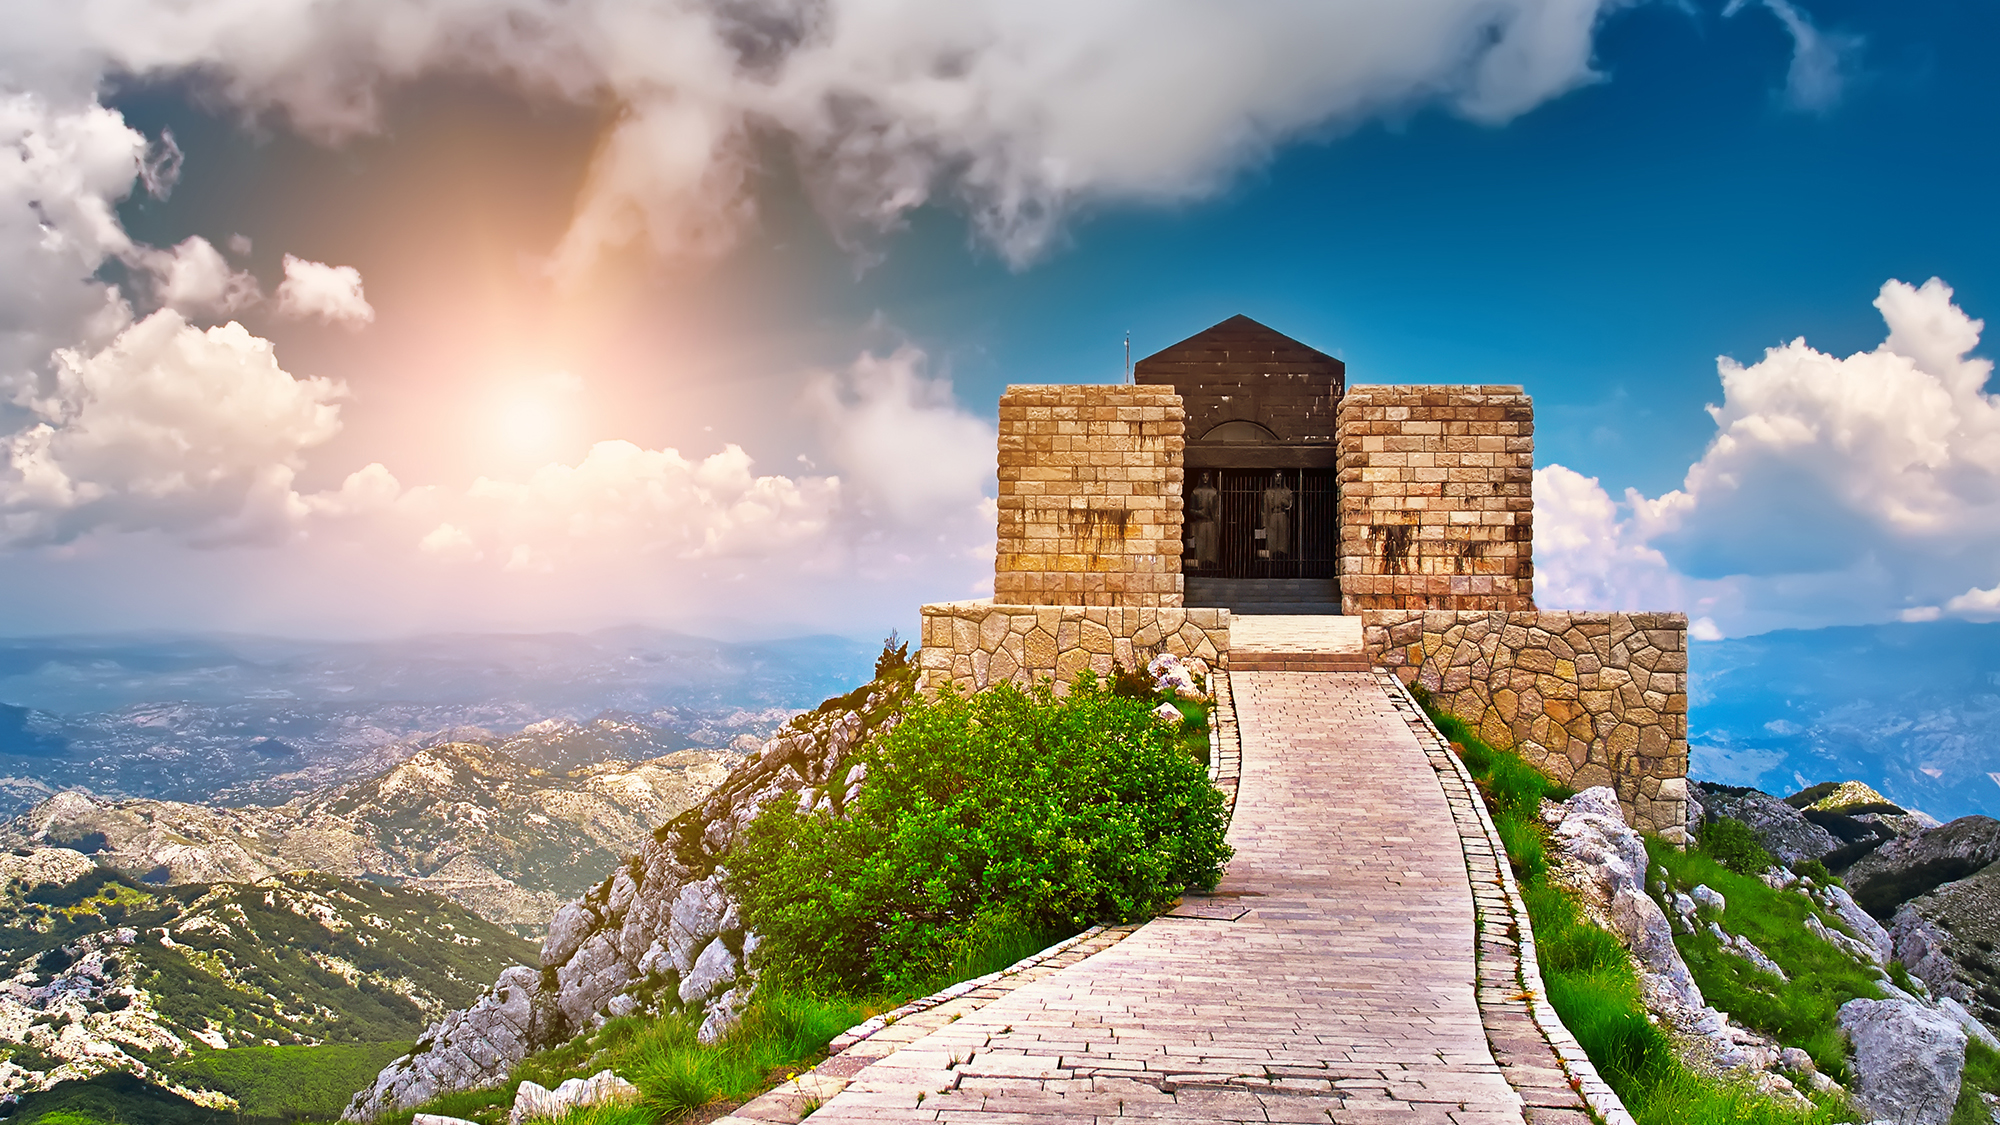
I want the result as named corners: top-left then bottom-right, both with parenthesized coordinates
top-left (1701, 816), bottom-right (1777, 876)
top-left (728, 673), bottom-right (1232, 995)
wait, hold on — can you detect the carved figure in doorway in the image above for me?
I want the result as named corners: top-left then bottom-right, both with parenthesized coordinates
top-left (1188, 472), bottom-right (1220, 569)
top-left (1261, 472), bottom-right (1294, 559)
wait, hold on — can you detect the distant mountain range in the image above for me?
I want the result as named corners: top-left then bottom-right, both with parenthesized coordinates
top-left (0, 716), bottom-right (745, 928)
top-left (1690, 619), bottom-right (2000, 821)
top-left (0, 865), bottom-right (535, 1100)
top-left (0, 628), bottom-right (878, 812)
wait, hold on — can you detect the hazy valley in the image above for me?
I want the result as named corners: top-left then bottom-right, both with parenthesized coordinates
top-left (1690, 621), bottom-right (2000, 821)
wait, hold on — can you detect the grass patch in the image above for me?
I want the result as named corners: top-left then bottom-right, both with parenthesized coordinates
top-left (1953, 1038), bottom-right (2000, 1125)
top-left (1413, 687), bottom-right (1853, 1125)
top-left (1650, 841), bottom-right (1883, 1079)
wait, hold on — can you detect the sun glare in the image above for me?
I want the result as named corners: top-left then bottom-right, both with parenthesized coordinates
top-left (490, 371), bottom-right (585, 462)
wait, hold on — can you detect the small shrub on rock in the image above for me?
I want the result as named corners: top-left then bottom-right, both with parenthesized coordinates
top-left (1701, 816), bottom-right (1777, 877)
top-left (728, 673), bottom-right (1233, 995)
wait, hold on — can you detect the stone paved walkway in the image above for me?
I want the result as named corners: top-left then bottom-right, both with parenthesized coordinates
top-left (790, 671), bottom-right (1525, 1124)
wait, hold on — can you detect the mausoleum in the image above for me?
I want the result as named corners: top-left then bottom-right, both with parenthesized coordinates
top-left (918, 315), bottom-right (1690, 839)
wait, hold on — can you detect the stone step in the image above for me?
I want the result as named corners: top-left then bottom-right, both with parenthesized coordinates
top-left (1229, 652), bottom-right (1373, 672)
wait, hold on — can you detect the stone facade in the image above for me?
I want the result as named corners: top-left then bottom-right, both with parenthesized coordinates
top-left (995, 384), bottom-right (1186, 607)
top-left (1362, 610), bottom-right (1690, 841)
top-left (1337, 386), bottom-right (1534, 613)
top-left (919, 602), bottom-right (1228, 696)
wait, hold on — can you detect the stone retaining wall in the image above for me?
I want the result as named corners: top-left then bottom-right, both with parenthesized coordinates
top-left (1363, 609), bottom-right (1689, 842)
top-left (919, 600), bottom-right (1228, 695)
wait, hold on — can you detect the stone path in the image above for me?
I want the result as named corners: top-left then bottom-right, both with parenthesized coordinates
top-left (753, 670), bottom-right (1540, 1123)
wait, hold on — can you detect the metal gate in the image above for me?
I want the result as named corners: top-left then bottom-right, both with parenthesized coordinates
top-left (1183, 468), bottom-right (1338, 579)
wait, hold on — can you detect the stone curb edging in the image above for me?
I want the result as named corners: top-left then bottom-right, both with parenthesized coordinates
top-left (1208, 670), bottom-right (1242, 815)
top-left (1379, 670), bottom-right (1637, 1125)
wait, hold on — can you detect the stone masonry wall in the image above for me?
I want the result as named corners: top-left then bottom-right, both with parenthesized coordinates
top-left (995, 384), bottom-right (1185, 607)
top-left (1362, 610), bottom-right (1690, 842)
top-left (1337, 385), bottom-right (1534, 613)
top-left (919, 601), bottom-right (1228, 695)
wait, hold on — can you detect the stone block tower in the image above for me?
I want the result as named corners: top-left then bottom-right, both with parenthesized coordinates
top-left (994, 384), bottom-right (1187, 607)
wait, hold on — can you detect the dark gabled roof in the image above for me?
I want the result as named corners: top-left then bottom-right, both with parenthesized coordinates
top-left (1133, 315), bottom-right (1344, 382)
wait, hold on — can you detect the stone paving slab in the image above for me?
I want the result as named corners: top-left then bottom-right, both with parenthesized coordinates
top-left (786, 670), bottom-right (1523, 1123)
top-left (1229, 616), bottom-right (1365, 656)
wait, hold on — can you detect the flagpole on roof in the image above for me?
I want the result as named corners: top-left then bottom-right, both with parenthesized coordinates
top-left (1125, 332), bottom-right (1131, 384)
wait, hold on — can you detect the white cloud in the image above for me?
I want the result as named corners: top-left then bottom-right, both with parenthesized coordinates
top-left (1, 309), bottom-right (345, 546)
top-left (15, 0), bottom-right (1634, 274)
top-left (1536, 278), bottom-right (2000, 634)
top-left (1724, 0), bottom-right (1859, 114)
top-left (804, 347), bottom-right (995, 525)
top-left (0, 93), bottom-right (146, 389)
top-left (1945, 585), bottom-right (2000, 622)
top-left (1689, 617), bottom-right (1723, 641)
top-left (275, 254), bottom-right (375, 326)
top-left (135, 236), bottom-right (261, 316)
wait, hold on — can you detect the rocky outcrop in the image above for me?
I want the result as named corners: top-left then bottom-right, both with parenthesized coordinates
top-left (1891, 862), bottom-right (2000, 1031)
top-left (1845, 816), bottom-right (2000, 917)
top-left (342, 660), bottom-right (915, 1123)
top-left (1544, 789), bottom-right (1780, 1070)
top-left (1690, 783), bottom-right (1839, 866)
top-left (1838, 997), bottom-right (1966, 1125)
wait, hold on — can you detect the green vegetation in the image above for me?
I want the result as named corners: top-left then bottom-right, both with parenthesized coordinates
top-left (729, 673), bottom-right (1231, 995)
top-left (1699, 816), bottom-right (1778, 877)
top-left (159, 1042), bottom-right (414, 1120)
top-left (1414, 688), bottom-right (1852, 1125)
top-left (1953, 1038), bottom-right (2000, 1125)
top-left (1651, 838), bottom-right (1883, 1077)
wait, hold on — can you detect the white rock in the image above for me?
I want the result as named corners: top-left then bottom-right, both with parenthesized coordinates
top-left (1817, 883), bottom-right (1895, 965)
top-left (1838, 997), bottom-right (1967, 1125)
top-left (507, 1070), bottom-right (638, 1125)
top-left (414, 1115), bottom-right (481, 1125)
top-left (666, 877), bottom-right (729, 974)
top-left (679, 938), bottom-right (738, 1004)
top-left (1151, 702), bottom-right (1182, 724)
top-left (1548, 788), bottom-right (1710, 1020)
top-left (540, 902), bottom-right (595, 969)
top-left (1806, 913), bottom-right (1883, 968)
top-left (1939, 996), bottom-right (2000, 1052)
top-left (1706, 921), bottom-right (1787, 981)
top-left (698, 984), bottom-right (748, 1045)
top-left (1690, 884), bottom-right (1725, 913)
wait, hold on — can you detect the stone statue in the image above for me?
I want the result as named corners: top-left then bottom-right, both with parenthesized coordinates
top-left (1188, 472), bottom-right (1220, 570)
top-left (1261, 472), bottom-right (1294, 559)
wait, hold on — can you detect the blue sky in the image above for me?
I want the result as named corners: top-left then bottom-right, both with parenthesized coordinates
top-left (3, 0), bottom-right (1998, 639)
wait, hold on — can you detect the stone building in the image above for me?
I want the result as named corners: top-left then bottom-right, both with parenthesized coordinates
top-left (919, 314), bottom-right (1689, 839)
